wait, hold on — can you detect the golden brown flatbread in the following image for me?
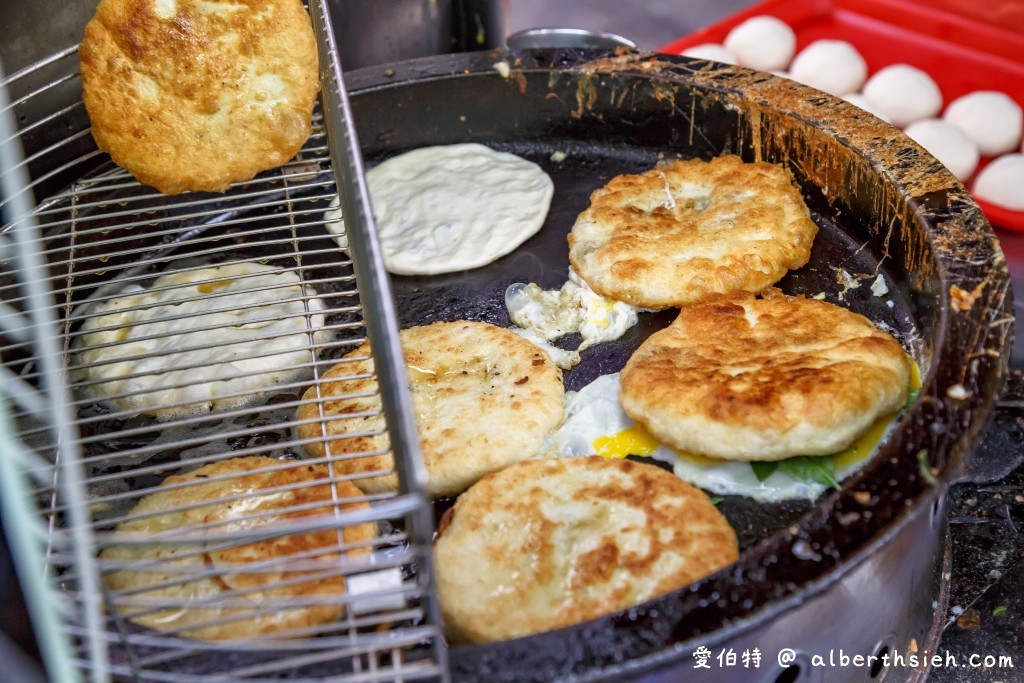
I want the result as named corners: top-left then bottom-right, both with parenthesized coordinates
top-left (296, 321), bottom-right (565, 497)
top-left (80, 0), bottom-right (319, 194)
top-left (620, 290), bottom-right (911, 460)
top-left (100, 456), bottom-right (375, 640)
top-left (433, 456), bottom-right (739, 643)
top-left (568, 155), bottom-right (818, 308)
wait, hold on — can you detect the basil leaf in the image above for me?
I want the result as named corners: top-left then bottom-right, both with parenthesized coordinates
top-left (750, 461), bottom-right (778, 482)
top-left (904, 387), bottom-right (921, 410)
top-left (778, 456), bottom-right (840, 490)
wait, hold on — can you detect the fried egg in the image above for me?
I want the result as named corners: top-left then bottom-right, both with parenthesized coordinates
top-left (505, 268), bottom-right (644, 369)
top-left (544, 366), bottom-right (920, 502)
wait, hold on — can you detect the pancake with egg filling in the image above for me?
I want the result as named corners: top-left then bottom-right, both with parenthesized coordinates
top-left (100, 456), bottom-right (376, 640)
top-left (433, 456), bottom-right (739, 643)
top-left (568, 155), bottom-right (818, 308)
top-left (296, 321), bottom-right (564, 497)
top-left (79, 0), bottom-right (319, 194)
top-left (620, 290), bottom-right (911, 461)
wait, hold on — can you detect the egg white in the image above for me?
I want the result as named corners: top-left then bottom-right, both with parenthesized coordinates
top-left (543, 372), bottom-right (897, 502)
top-left (505, 269), bottom-right (643, 369)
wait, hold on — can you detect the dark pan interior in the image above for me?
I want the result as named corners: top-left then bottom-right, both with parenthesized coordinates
top-left (344, 56), bottom-right (928, 554)
top-left (386, 138), bottom-right (921, 549)
top-left (342, 50), bottom-right (1010, 680)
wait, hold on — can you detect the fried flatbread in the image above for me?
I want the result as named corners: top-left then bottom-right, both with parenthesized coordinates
top-left (80, 0), bottom-right (319, 194)
top-left (433, 456), bottom-right (739, 643)
top-left (296, 321), bottom-right (564, 497)
top-left (568, 155), bottom-right (818, 308)
top-left (620, 290), bottom-right (911, 460)
top-left (100, 456), bottom-right (376, 640)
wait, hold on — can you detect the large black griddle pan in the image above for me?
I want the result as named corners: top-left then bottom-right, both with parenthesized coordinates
top-left (338, 49), bottom-right (1012, 681)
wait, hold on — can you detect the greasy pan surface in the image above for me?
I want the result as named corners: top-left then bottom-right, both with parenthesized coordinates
top-left (341, 49), bottom-right (1012, 678)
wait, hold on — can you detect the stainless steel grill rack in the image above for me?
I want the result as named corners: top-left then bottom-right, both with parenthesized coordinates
top-left (0, 1), bottom-right (447, 681)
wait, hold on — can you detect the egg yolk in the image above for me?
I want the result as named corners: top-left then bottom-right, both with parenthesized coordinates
top-left (593, 424), bottom-right (660, 459)
top-left (832, 414), bottom-right (892, 470)
top-left (831, 359), bottom-right (923, 470)
top-left (909, 359), bottom-right (922, 392)
top-left (593, 424), bottom-right (733, 467)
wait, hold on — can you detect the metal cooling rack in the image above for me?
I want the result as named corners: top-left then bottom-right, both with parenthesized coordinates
top-left (0, 1), bottom-right (446, 681)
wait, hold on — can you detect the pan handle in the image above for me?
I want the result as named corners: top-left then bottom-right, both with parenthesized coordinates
top-left (505, 27), bottom-right (637, 50)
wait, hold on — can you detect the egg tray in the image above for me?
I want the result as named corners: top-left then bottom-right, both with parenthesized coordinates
top-left (661, 0), bottom-right (1024, 233)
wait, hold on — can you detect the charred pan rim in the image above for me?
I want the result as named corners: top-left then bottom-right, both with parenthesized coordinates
top-left (348, 49), bottom-right (1012, 678)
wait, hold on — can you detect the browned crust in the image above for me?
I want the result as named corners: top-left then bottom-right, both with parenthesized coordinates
top-left (295, 321), bottom-right (564, 497)
top-left (79, 0), bottom-right (319, 194)
top-left (433, 456), bottom-right (739, 643)
top-left (100, 456), bottom-right (375, 640)
top-left (568, 155), bottom-right (818, 308)
top-left (620, 290), bottom-right (911, 460)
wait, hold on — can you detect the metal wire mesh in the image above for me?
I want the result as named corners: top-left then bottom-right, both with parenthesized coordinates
top-left (0, 1), bottom-right (447, 680)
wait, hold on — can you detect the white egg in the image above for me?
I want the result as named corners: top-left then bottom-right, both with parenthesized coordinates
top-left (842, 93), bottom-right (891, 123)
top-left (903, 118), bottom-right (980, 181)
top-left (505, 269), bottom-right (642, 369)
top-left (943, 91), bottom-right (1023, 157)
top-left (508, 327), bottom-right (581, 370)
top-left (724, 15), bottom-right (796, 72)
top-left (862, 64), bottom-right (943, 128)
top-left (973, 154), bottom-right (1024, 211)
top-left (681, 43), bottom-right (737, 65)
top-left (542, 373), bottom-right (632, 459)
top-left (788, 40), bottom-right (867, 96)
top-left (543, 372), bottom-right (894, 502)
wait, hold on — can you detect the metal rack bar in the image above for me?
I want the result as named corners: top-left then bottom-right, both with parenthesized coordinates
top-left (0, 61), bottom-right (101, 683)
top-left (309, 0), bottom-right (448, 678)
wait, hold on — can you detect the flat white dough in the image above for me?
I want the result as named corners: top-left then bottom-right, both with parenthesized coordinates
top-left (788, 40), bottom-right (867, 96)
top-left (904, 119), bottom-right (979, 181)
top-left (973, 154), bottom-right (1024, 210)
top-left (862, 64), bottom-right (943, 128)
top-left (943, 91), bottom-right (1024, 157)
top-left (324, 143), bottom-right (553, 275)
top-left (724, 16), bottom-right (796, 72)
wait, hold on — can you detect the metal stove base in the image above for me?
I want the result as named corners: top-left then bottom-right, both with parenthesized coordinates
top-left (632, 488), bottom-right (948, 683)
